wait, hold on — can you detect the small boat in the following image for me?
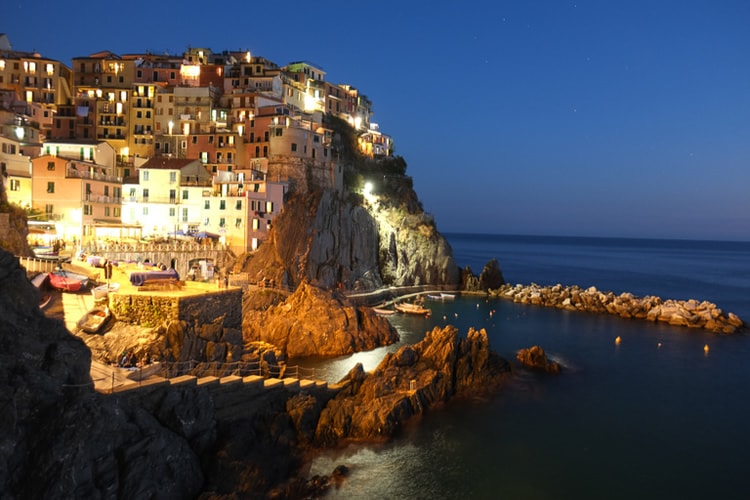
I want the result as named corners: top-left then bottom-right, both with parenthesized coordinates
top-left (92, 282), bottom-right (120, 300)
top-left (31, 273), bottom-right (52, 309)
top-left (77, 306), bottom-right (111, 334)
top-left (373, 307), bottom-right (397, 316)
top-left (395, 302), bottom-right (432, 316)
top-left (31, 272), bottom-right (50, 288)
top-left (427, 292), bottom-right (456, 301)
top-left (50, 269), bottom-right (90, 292)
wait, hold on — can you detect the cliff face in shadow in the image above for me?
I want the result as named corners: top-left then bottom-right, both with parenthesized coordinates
top-left (0, 249), bottom-right (208, 499)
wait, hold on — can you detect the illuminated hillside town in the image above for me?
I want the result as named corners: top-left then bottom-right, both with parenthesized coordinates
top-left (0, 34), bottom-right (393, 254)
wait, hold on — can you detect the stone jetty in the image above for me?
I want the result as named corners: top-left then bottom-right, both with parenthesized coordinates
top-left (490, 283), bottom-right (744, 334)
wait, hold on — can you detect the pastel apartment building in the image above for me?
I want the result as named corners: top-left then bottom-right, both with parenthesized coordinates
top-left (1, 34), bottom-right (395, 252)
top-left (31, 154), bottom-right (122, 242)
top-left (121, 157), bottom-right (212, 237)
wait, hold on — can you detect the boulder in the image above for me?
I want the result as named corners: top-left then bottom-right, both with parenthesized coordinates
top-left (243, 281), bottom-right (399, 358)
top-left (516, 345), bottom-right (561, 373)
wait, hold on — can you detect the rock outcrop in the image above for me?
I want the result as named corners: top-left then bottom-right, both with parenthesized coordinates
top-left (242, 281), bottom-right (399, 358)
top-left (315, 325), bottom-right (512, 444)
top-left (462, 258), bottom-right (506, 292)
top-left (492, 283), bottom-right (744, 334)
top-left (516, 345), bottom-right (561, 373)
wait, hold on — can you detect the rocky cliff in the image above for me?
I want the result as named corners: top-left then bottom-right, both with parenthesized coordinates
top-left (240, 187), bottom-right (462, 291)
top-left (1, 245), bottom-right (514, 498)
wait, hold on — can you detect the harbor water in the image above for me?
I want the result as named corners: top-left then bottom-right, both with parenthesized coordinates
top-left (307, 234), bottom-right (750, 499)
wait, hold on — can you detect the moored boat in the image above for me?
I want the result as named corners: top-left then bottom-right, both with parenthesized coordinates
top-left (77, 306), bottom-right (111, 334)
top-left (373, 307), bottom-right (397, 316)
top-left (395, 302), bottom-right (431, 316)
top-left (50, 269), bottom-right (90, 292)
top-left (31, 273), bottom-right (52, 309)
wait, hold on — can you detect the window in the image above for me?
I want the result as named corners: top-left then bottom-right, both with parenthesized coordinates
top-left (104, 186), bottom-right (109, 197)
top-left (291, 143), bottom-right (297, 152)
top-left (169, 172), bottom-right (177, 183)
top-left (182, 190), bottom-right (188, 200)
top-left (143, 188), bottom-right (149, 200)
top-left (219, 217), bottom-right (225, 228)
top-left (45, 204), bottom-right (53, 216)
top-left (235, 200), bottom-right (242, 210)
top-left (47, 161), bottom-right (55, 171)
top-left (252, 218), bottom-right (259, 230)
top-left (142, 170), bottom-right (149, 181)
top-left (47, 182), bottom-right (55, 193)
top-left (182, 208), bottom-right (188, 222)
top-left (105, 207), bottom-right (110, 217)
top-left (143, 207), bottom-right (149, 216)
top-left (169, 207), bottom-right (176, 217)
top-left (169, 189), bottom-right (176, 202)
top-left (129, 188), bottom-right (136, 199)
top-left (275, 128), bottom-right (283, 137)
top-left (204, 200), bottom-right (210, 209)
top-left (114, 207), bottom-right (120, 217)
top-left (84, 205), bottom-right (91, 215)
top-left (10, 179), bottom-right (20, 191)
top-left (235, 218), bottom-right (242, 228)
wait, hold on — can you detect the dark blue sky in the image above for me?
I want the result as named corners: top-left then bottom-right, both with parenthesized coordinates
top-left (5, 1), bottom-right (749, 240)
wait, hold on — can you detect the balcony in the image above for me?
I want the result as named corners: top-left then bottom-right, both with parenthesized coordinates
top-left (84, 194), bottom-right (122, 204)
top-left (66, 167), bottom-right (121, 183)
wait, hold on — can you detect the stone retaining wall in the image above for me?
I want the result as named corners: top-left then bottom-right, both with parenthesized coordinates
top-left (491, 283), bottom-right (744, 334)
top-left (108, 289), bottom-right (244, 363)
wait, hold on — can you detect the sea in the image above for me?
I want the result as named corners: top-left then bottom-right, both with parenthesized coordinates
top-left (306, 234), bottom-right (750, 499)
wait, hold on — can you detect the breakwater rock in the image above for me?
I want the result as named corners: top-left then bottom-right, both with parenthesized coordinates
top-left (491, 283), bottom-right (744, 334)
top-left (315, 325), bottom-right (512, 444)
